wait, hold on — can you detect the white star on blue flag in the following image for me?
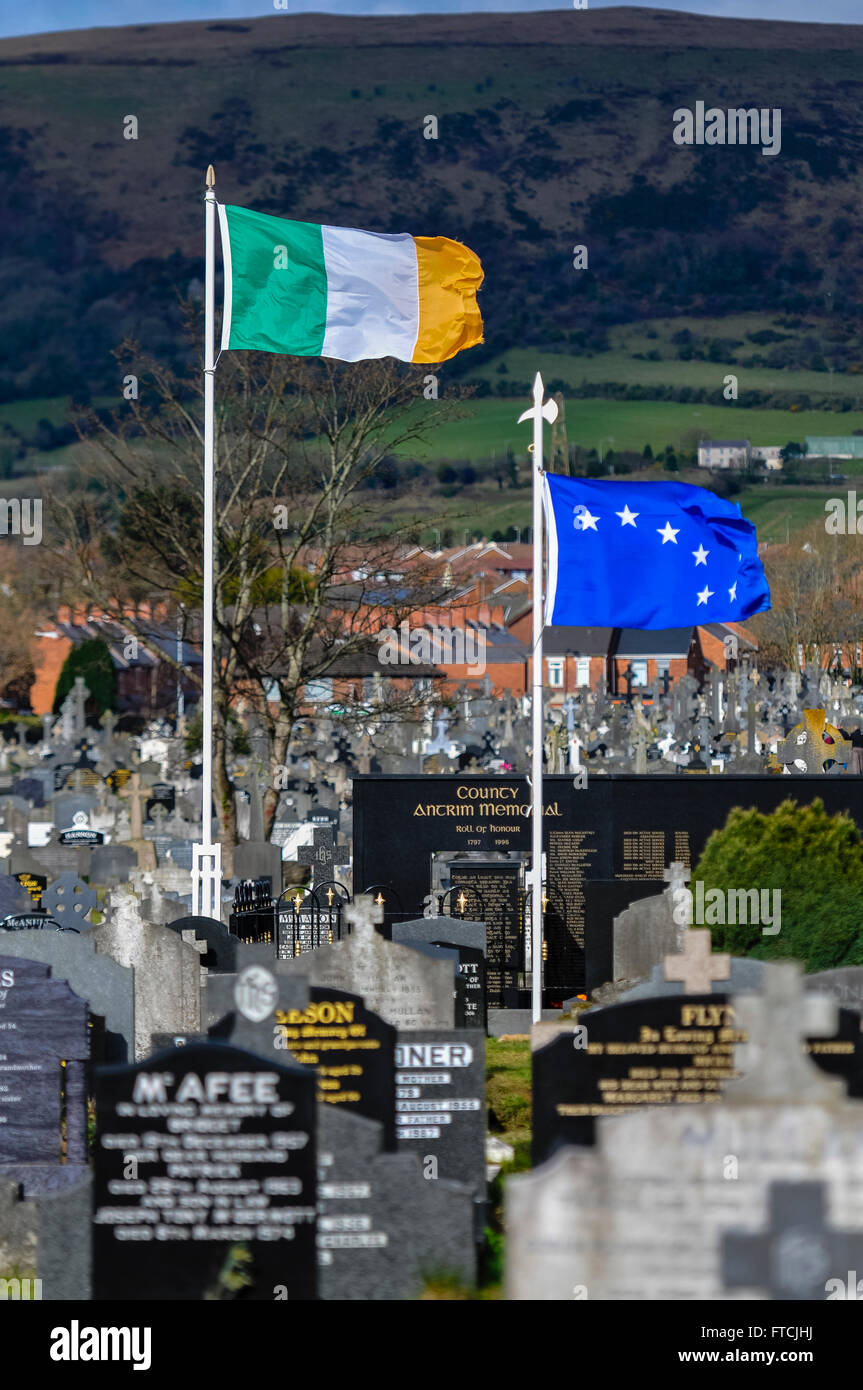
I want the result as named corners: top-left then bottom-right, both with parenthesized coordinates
top-left (543, 475), bottom-right (771, 628)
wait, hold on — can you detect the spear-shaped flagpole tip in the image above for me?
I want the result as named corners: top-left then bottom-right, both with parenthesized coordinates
top-left (206, 164), bottom-right (215, 188)
top-left (533, 371), bottom-right (544, 403)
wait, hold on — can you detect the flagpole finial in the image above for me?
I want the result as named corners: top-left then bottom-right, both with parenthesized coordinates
top-left (206, 165), bottom-right (215, 189)
top-left (533, 371), bottom-right (544, 400)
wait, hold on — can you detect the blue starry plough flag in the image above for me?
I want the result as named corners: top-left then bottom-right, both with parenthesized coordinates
top-left (542, 475), bottom-right (771, 629)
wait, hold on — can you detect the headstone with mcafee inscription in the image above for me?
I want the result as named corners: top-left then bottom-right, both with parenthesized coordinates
top-left (92, 1041), bottom-right (318, 1300)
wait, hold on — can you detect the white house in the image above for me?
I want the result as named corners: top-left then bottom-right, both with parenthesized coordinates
top-left (698, 439), bottom-right (752, 470)
top-left (752, 445), bottom-right (783, 470)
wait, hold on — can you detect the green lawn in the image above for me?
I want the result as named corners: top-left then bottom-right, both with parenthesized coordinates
top-left (404, 397), bottom-right (863, 461)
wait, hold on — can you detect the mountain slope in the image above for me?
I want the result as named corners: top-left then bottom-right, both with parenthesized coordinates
top-left (1, 7), bottom-right (861, 399)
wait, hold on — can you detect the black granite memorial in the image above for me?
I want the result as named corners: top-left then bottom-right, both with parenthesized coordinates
top-left (353, 774), bottom-right (863, 1005)
top-left (449, 862), bottom-right (520, 1009)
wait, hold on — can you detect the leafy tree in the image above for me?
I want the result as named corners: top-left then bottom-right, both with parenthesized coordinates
top-left (779, 440), bottom-right (807, 462)
top-left (53, 637), bottom-right (117, 716)
top-left (692, 798), bottom-right (863, 969)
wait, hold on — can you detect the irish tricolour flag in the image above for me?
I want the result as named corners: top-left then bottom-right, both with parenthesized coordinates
top-left (217, 204), bottom-right (484, 364)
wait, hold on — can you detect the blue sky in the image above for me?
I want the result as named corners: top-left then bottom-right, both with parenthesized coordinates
top-left (0, 0), bottom-right (859, 41)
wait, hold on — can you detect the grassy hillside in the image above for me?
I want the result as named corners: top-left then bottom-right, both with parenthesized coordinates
top-left (403, 398), bottom-right (863, 461)
top-left (2, 8), bottom-right (863, 406)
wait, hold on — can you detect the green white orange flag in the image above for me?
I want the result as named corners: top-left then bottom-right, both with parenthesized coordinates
top-left (217, 204), bottom-right (484, 364)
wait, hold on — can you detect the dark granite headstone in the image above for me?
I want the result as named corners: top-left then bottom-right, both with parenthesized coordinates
top-left (12, 777), bottom-right (44, 808)
top-left (275, 986), bottom-right (396, 1149)
top-left (435, 941), bottom-right (487, 1031)
top-left (167, 913), bottom-right (238, 972)
top-left (0, 930), bottom-right (134, 1062)
top-left (395, 1030), bottom-right (486, 1196)
top-left (89, 844), bottom-right (138, 884)
top-left (0, 956), bottom-right (89, 1194)
top-left (533, 994), bottom-right (863, 1163)
top-left (0, 874), bottom-right (36, 921)
top-left (13, 871), bottom-right (47, 909)
top-left (317, 1106), bottom-right (477, 1300)
top-left (92, 1041), bottom-right (318, 1300)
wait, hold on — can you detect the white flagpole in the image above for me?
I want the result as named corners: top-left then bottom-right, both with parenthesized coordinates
top-left (519, 373), bottom-right (557, 1024)
top-left (192, 164), bottom-right (221, 917)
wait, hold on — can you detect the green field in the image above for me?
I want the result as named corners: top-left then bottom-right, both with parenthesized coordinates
top-left (406, 398), bottom-right (863, 462)
top-left (480, 347), bottom-right (863, 404)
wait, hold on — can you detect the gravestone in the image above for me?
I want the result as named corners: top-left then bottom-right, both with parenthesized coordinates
top-left (805, 967), bottom-right (863, 1015)
top-left (437, 941), bottom-right (486, 1031)
top-left (13, 776), bottom-right (45, 808)
top-left (0, 874), bottom-right (37, 921)
top-left (14, 871), bottom-right (48, 910)
top-left (58, 810), bottom-right (103, 846)
top-left (0, 957), bottom-right (89, 1196)
top-left (204, 953), bottom-right (308, 1049)
top-left (275, 987), bottom-right (396, 1148)
top-left (89, 843), bottom-right (139, 884)
top-left (508, 964), bottom-right (863, 1300)
top-left (166, 913), bottom-right (238, 972)
top-left (532, 964), bottom-right (863, 1163)
top-left (92, 1042), bottom-right (318, 1300)
top-left (0, 930), bottom-right (133, 1061)
top-left (393, 916), bottom-right (486, 956)
top-left (395, 1030), bottom-right (486, 1195)
top-left (41, 871), bottom-right (98, 929)
top-left (297, 825), bottom-right (350, 882)
top-left (276, 896), bottom-right (455, 1030)
top-left (0, 1171), bottom-right (92, 1300)
top-left (611, 863), bottom-right (690, 985)
top-left (317, 1106), bottom-right (477, 1300)
top-left (399, 936), bottom-right (486, 1031)
top-left (89, 888), bottom-right (201, 1059)
top-left (583, 879), bottom-right (661, 994)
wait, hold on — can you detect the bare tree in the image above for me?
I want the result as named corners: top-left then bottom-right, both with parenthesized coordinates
top-left (42, 334), bottom-right (469, 870)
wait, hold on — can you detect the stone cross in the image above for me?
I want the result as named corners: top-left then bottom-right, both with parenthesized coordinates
top-left (663, 928), bottom-right (730, 992)
top-left (297, 826), bottom-right (350, 877)
top-left (777, 709), bottom-right (852, 774)
top-left (343, 893), bottom-right (384, 936)
top-left (100, 709), bottom-right (118, 742)
top-left (237, 759), bottom-right (265, 842)
top-left (71, 676), bottom-right (90, 739)
top-left (562, 696), bottom-right (577, 734)
top-left (118, 772), bottom-right (147, 841)
top-left (722, 1181), bottom-right (863, 1300)
top-left (727, 962), bottom-right (842, 1103)
top-left (663, 861), bottom-right (690, 891)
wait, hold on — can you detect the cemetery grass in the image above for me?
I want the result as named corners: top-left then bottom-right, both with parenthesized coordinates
top-left (486, 1037), bottom-right (531, 1170)
top-left (417, 1040), bottom-right (529, 1298)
